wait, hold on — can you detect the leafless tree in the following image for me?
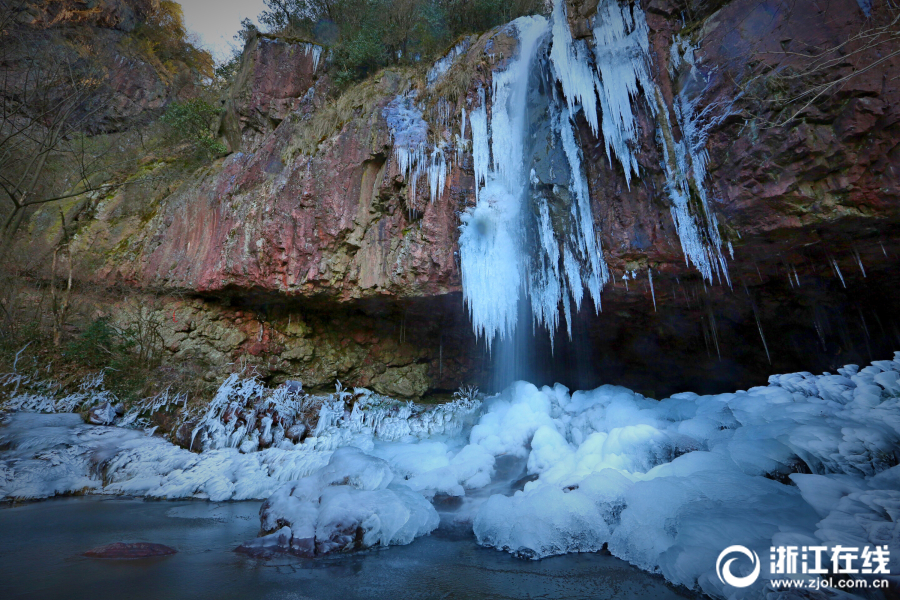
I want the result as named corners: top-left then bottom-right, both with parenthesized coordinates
top-left (48, 210), bottom-right (73, 347)
top-left (0, 1), bottom-right (143, 258)
top-left (737, 1), bottom-right (900, 127)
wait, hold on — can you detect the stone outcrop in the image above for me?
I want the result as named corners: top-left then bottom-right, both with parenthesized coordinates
top-left (7, 1), bottom-right (190, 131)
top-left (83, 542), bottom-right (177, 558)
top-left (19, 0), bottom-right (900, 397)
top-left (94, 295), bottom-right (476, 397)
top-left (220, 33), bottom-right (324, 152)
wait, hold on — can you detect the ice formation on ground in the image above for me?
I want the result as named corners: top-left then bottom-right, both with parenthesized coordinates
top-left (237, 447), bottom-right (439, 557)
top-left (0, 374), bottom-right (482, 502)
top-left (0, 369), bottom-right (116, 414)
top-left (5, 355), bottom-right (900, 596)
top-left (471, 357), bottom-right (900, 598)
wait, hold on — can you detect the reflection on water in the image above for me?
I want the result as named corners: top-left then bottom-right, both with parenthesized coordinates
top-left (0, 497), bottom-right (692, 600)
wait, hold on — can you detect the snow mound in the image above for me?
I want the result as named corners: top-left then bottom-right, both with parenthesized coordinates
top-left (470, 353), bottom-right (900, 599)
top-left (238, 447), bottom-right (439, 557)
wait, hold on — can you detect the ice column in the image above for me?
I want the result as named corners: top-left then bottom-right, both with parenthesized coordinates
top-left (458, 17), bottom-right (551, 347)
top-left (528, 103), bottom-right (610, 340)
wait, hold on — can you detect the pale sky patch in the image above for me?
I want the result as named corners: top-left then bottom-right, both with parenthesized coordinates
top-left (177, 0), bottom-right (268, 61)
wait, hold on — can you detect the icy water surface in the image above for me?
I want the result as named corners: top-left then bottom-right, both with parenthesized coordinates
top-left (0, 496), bottom-right (691, 600)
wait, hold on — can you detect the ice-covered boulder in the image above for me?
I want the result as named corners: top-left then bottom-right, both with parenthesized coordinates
top-left (474, 468), bottom-right (631, 559)
top-left (237, 447), bottom-right (439, 557)
top-left (87, 402), bottom-right (118, 425)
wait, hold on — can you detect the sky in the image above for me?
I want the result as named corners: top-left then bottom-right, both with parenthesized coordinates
top-left (177, 0), bottom-right (269, 61)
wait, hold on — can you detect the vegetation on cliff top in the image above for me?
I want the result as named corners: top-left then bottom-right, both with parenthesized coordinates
top-left (251, 0), bottom-right (546, 85)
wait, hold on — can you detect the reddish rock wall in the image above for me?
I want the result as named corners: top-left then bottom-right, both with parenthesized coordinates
top-left (19, 0), bottom-right (900, 396)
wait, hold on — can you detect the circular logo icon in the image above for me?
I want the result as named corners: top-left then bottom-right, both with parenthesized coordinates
top-left (716, 545), bottom-right (761, 588)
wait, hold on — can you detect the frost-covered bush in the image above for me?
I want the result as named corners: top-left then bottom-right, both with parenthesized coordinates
top-left (1, 370), bottom-right (115, 415)
top-left (185, 376), bottom-right (482, 454)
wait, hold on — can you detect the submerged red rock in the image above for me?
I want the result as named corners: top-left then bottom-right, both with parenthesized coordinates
top-left (83, 542), bottom-right (177, 559)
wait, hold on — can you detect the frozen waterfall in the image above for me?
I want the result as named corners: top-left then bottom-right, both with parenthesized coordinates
top-left (458, 16), bottom-right (550, 348)
top-left (458, 0), bottom-right (735, 348)
top-left (458, 12), bottom-right (612, 349)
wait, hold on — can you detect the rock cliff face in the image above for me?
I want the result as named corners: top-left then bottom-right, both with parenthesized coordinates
top-left (10, 0), bottom-right (187, 130)
top-left (21, 0), bottom-right (900, 398)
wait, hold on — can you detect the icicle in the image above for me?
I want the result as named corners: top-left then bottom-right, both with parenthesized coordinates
top-left (427, 39), bottom-right (471, 86)
top-left (832, 258), bottom-right (847, 288)
top-left (427, 146), bottom-right (448, 201)
top-left (455, 106), bottom-right (469, 163)
top-left (859, 308), bottom-right (871, 340)
top-left (813, 317), bottom-right (826, 351)
top-left (792, 265), bottom-right (801, 287)
top-left (548, 0), bottom-right (601, 137)
top-left (648, 268), bottom-right (657, 311)
top-left (857, 0), bottom-right (872, 17)
top-left (434, 98), bottom-right (453, 130)
top-left (383, 93), bottom-right (449, 204)
top-left (556, 105), bottom-right (609, 313)
top-left (469, 88), bottom-right (489, 202)
top-left (708, 307), bottom-right (721, 359)
top-left (654, 33), bottom-right (737, 286)
top-left (589, 0), bottom-right (655, 186)
top-left (881, 242), bottom-right (887, 257)
top-left (701, 316), bottom-right (711, 357)
top-left (753, 306), bottom-right (771, 364)
top-left (383, 93), bottom-right (427, 204)
top-left (854, 250), bottom-right (866, 277)
top-left (301, 43), bottom-right (323, 72)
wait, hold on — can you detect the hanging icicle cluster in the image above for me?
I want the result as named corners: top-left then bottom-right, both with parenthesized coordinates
top-left (453, 0), bottom-right (738, 343)
top-left (383, 93), bottom-right (452, 207)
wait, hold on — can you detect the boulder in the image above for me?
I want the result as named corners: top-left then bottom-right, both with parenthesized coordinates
top-left (83, 542), bottom-right (176, 559)
top-left (87, 403), bottom-right (118, 426)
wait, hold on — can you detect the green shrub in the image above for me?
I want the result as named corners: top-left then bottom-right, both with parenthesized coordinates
top-left (65, 319), bottom-right (119, 369)
top-left (257, 0), bottom-right (547, 85)
top-left (161, 99), bottom-right (227, 159)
